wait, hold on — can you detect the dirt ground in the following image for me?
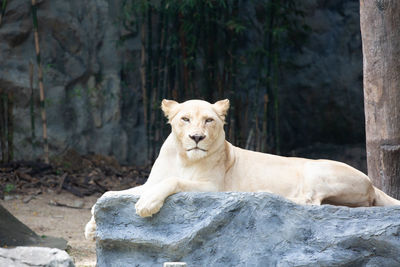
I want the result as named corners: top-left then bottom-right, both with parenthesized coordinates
top-left (1, 191), bottom-right (101, 267)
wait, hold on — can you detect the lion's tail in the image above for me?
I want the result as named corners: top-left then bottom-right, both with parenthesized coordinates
top-left (373, 187), bottom-right (400, 206)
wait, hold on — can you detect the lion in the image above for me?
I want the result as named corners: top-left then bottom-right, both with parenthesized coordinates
top-left (85, 99), bottom-right (400, 240)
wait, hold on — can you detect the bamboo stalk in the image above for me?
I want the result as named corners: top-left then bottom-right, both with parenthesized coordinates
top-left (29, 61), bottom-right (35, 154)
top-left (140, 22), bottom-right (147, 127)
top-left (159, 2), bottom-right (169, 148)
top-left (228, 104), bottom-right (235, 144)
top-left (168, 15), bottom-right (179, 100)
top-left (267, 1), bottom-right (280, 155)
top-left (146, 5), bottom-right (153, 99)
top-left (255, 110), bottom-right (260, 151)
top-left (140, 21), bottom-right (149, 161)
top-left (261, 94), bottom-right (269, 152)
top-left (273, 39), bottom-right (280, 155)
top-left (221, 2), bottom-right (231, 101)
top-left (31, 0), bottom-right (49, 163)
top-left (245, 128), bottom-right (254, 150)
top-left (200, 1), bottom-right (208, 99)
top-left (152, 0), bottom-right (165, 157)
top-left (146, 5), bottom-right (155, 161)
top-left (260, 1), bottom-right (276, 153)
top-left (207, 7), bottom-right (216, 101)
top-left (0, 0), bottom-right (7, 26)
top-left (228, 60), bottom-right (235, 144)
top-left (6, 91), bottom-right (13, 161)
top-left (188, 5), bottom-right (200, 99)
top-left (240, 95), bottom-right (250, 148)
top-left (232, 0), bottom-right (240, 145)
top-left (160, 13), bottom-right (168, 101)
top-left (154, 0), bottom-right (164, 99)
top-left (0, 90), bottom-right (6, 163)
top-left (174, 11), bottom-right (183, 101)
top-left (178, 12), bottom-right (189, 98)
top-left (166, 41), bottom-right (175, 100)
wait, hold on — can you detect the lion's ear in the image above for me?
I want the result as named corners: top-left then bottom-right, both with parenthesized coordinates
top-left (161, 99), bottom-right (180, 122)
top-left (213, 99), bottom-right (230, 120)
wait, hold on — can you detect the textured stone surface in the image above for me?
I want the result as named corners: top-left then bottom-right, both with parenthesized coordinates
top-left (95, 193), bottom-right (400, 267)
top-left (0, 246), bottom-right (74, 267)
top-left (0, 0), bottom-right (145, 164)
top-left (0, 0), bottom-right (363, 164)
top-left (279, 1), bottom-right (364, 148)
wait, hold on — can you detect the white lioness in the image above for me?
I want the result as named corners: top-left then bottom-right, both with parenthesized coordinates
top-left (85, 99), bottom-right (400, 240)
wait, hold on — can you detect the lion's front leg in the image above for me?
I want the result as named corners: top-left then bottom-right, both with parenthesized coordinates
top-left (135, 178), bottom-right (218, 217)
top-left (135, 178), bottom-right (177, 217)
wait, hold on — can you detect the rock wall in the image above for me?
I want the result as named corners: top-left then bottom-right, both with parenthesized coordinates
top-left (0, 0), bottom-right (145, 164)
top-left (0, 0), bottom-right (363, 165)
top-left (280, 1), bottom-right (363, 149)
top-left (95, 193), bottom-right (400, 267)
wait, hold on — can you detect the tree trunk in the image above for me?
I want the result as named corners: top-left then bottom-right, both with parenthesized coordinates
top-left (360, 0), bottom-right (400, 199)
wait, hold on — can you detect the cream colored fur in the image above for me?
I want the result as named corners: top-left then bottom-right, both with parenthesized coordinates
top-left (84, 99), bottom-right (400, 240)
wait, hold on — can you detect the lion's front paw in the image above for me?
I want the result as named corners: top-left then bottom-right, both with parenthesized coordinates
top-left (84, 216), bottom-right (97, 241)
top-left (135, 194), bottom-right (164, 217)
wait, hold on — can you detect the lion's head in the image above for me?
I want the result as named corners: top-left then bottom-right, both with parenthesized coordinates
top-left (161, 99), bottom-right (230, 161)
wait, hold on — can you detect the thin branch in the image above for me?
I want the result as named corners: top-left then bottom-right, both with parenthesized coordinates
top-left (31, 0), bottom-right (49, 163)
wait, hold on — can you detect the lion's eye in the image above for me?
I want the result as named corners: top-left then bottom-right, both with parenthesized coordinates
top-left (181, 117), bottom-right (190, 123)
top-left (205, 118), bottom-right (214, 123)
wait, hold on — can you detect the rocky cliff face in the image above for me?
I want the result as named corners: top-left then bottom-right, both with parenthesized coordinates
top-left (280, 1), bottom-right (363, 149)
top-left (0, 0), bottom-right (146, 164)
top-left (0, 0), bottom-right (363, 165)
top-left (95, 193), bottom-right (400, 267)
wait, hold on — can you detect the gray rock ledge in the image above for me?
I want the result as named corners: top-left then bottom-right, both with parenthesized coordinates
top-left (0, 246), bottom-right (74, 267)
top-left (95, 192), bottom-right (400, 267)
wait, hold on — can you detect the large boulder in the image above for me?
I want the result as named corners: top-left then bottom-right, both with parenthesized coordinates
top-left (95, 192), bottom-right (400, 267)
top-left (0, 204), bottom-right (73, 266)
top-left (0, 247), bottom-right (74, 267)
top-left (0, 204), bottom-right (67, 249)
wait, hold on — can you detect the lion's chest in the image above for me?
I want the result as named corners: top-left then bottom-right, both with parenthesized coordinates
top-left (175, 159), bottom-right (221, 181)
top-left (178, 165), bottom-right (207, 180)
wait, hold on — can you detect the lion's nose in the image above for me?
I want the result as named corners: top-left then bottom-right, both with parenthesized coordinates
top-left (189, 134), bottom-right (206, 144)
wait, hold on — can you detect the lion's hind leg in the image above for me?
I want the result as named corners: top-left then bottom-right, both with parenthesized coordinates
top-left (303, 160), bottom-right (375, 208)
top-left (85, 207), bottom-right (97, 240)
top-left (321, 195), bottom-right (373, 207)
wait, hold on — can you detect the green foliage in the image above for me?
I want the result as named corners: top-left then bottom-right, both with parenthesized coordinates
top-left (71, 86), bottom-right (83, 99)
top-left (62, 161), bottom-right (72, 170)
top-left (226, 19), bottom-right (246, 34)
top-left (1, 0), bottom-right (7, 11)
top-left (4, 183), bottom-right (15, 194)
top-left (0, 0), bottom-right (8, 21)
top-left (44, 98), bottom-right (53, 108)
